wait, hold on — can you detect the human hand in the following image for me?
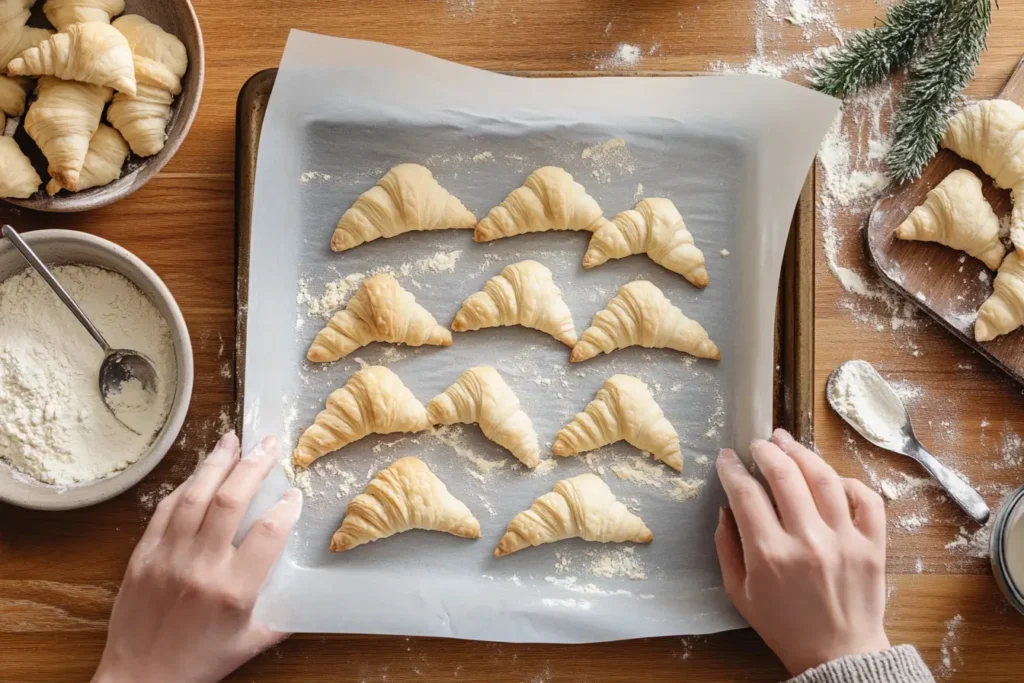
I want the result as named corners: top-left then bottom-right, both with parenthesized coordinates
top-left (715, 428), bottom-right (889, 676)
top-left (93, 432), bottom-right (302, 683)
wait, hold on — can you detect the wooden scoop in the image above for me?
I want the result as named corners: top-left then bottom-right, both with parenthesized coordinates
top-left (866, 57), bottom-right (1024, 383)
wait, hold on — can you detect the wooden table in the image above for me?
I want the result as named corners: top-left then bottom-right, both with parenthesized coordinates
top-left (2, 1), bottom-right (1023, 680)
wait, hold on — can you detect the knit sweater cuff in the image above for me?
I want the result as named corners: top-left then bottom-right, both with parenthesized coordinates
top-left (786, 645), bottom-right (935, 683)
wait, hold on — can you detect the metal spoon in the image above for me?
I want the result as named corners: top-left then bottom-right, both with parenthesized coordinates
top-left (827, 360), bottom-right (989, 525)
top-left (2, 225), bottom-right (159, 433)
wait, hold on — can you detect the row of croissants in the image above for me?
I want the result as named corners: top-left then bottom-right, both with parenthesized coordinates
top-left (295, 365), bottom-right (668, 556)
top-left (894, 99), bottom-right (1024, 343)
top-left (330, 163), bottom-right (714, 290)
top-left (0, 0), bottom-right (188, 198)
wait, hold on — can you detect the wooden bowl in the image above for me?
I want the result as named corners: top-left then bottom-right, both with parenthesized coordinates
top-left (3, 0), bottom-right (205, 213)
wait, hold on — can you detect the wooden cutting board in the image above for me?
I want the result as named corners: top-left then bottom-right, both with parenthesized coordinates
top-left (867, 56), bottom-right (1024, 382)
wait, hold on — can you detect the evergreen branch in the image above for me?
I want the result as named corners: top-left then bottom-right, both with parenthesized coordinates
top-left (809, 0), bottom-right (949, 98)
top-left (885, 0), bottom-right (991, 183)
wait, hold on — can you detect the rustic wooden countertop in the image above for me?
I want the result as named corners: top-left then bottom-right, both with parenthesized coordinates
top-left (2, 1), bottom-right (1023, 680)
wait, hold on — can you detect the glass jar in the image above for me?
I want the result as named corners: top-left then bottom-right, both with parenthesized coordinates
top-left (990, 484), bottom-right (1024, 616)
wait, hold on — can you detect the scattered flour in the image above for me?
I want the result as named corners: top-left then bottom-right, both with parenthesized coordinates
top-left (429, 425), bottom-right (507, 475)
top-left (896, 514), bottom-right (928, 532)
top-left (828, 361), bottom-right (906, 447)
top-left (720, 249), bottom-right (730, 257)
top-left (533, 458), bottom-right (559, 475)
top-left (610, 454), bottom-right (706, 502)
top-left (579, 138), bottom-right (635, 183)
top-left (590, 547), bottom-right (647, 579)
top-left (937, 614), bottom-right (964, 679)
top-left (595, 43), bottom-right (642, 70)
top-left (296, 273), bottom-right (365, 319)
top-left (299, 171), bottom-right (332, 183)
top-left (944, 523), bottom-right (992, 559)
top-left (471, 151), bottom-right (493, 162)
top-left (541, 598), bottom-right (591, 610)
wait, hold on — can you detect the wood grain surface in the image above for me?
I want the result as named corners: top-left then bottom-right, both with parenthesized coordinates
top-left (2, 1), bottom-right (1024, 682)
top-left (867, 60), bottom-right (1024, 383)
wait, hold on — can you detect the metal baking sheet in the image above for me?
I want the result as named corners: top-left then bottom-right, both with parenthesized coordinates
top-left (235, 33), bottom-right (837, 642)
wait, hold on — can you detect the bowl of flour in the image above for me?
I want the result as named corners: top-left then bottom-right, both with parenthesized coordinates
top-left (0, 230), bottom-right (194, 509)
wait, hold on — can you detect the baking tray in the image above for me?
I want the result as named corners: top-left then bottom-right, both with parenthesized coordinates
top-left (234, 67), bottom-right (815, 444)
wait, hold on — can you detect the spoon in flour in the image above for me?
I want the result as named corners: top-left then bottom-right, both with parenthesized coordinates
top-left (826, 360), bottom-right (989, 524)
top-left (2, 225), bottom-right (158, 434)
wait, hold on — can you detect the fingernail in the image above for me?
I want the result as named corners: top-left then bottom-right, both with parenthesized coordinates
top-left (772, 428), bottom-right (794, 444)
top-left (750, 438), bottom-right (768, 450)
top-left (206, 433), bottom-right (239, 464)
top-left (216, 431), bottom-right (238, 449)
top-left (718, 448), bottom-right (735, 460)
top-left (284, 487), bottom-right (302, 503)
top-left (261, 434), bottom-right (279, 451)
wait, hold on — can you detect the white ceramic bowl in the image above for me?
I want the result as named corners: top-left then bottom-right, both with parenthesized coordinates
top-left (0, 229), bottom-right (194, 509)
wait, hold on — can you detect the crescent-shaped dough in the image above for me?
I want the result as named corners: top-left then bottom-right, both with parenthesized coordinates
top-left (46, 123), bottom-right (127, 194)
top-left (24, 76), bottom-right (112, 190)
top-left (584, 198), bottom-right (709, 288)
top-left (0, 135), bottom-right (41, 198)
top-left (976, 251), bottom-right (1024, 342)
top-left (0, 5), bottom-right (51, 71)
top-left (8, 22), bottom-right (136, 95)
top-left (473, 166), bottom-right (611, 242)
top-left (106, 15), bottom-right (188, 157)
top-left (331, 163), bottom-right (476, 252)
top-left (494, 473), bottom-right (653, 557)
top-left (571, 280), bottom-right (720, 363)
top-left (330, 456), bottom-right (481, 552)
top-left (896, 169), bottom-right (1006, 270)
top-left (43, 0), bottom-right (124, 32)
top-left (941, 100), bottom-right (1024, 254)
top-left (552, 374), bottom-right (682, 471)
top-left (307, 273), bottom-right (451, 362)
top-left (427, 366), bottom-right (540, 468)
top-left (452, 259), bottom-right (577, 347)
top-left (0, 74), bottom-right (29, 115)
top-left (292, 366), bottom-right (429, 468)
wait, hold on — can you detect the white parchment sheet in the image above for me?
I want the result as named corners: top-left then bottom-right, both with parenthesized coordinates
top-left (240, 31), bottom-right (839, 642)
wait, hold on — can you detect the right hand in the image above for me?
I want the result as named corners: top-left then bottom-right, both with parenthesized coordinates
top-left (715, 428), bottom-right (890, 676)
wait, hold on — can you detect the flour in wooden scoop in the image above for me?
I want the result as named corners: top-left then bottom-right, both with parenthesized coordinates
top-left (0, 266), bottom-right (177, 486)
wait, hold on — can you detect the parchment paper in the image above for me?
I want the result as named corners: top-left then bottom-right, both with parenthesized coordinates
top-left (240, 31), bottom-right (839, 642)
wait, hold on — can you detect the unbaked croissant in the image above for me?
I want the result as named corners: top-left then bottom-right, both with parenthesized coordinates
top-left (46, 123), bottom-right (126, 194)
top-left (584, 198), bottom-right (709, 288)
top-left (553, 374), bottom-right (682, 471)
top-left (331, 163), bottom-right (476, 252)
top-left (427, 366), bottom-right (540, 468)
top-left (452, 259), bottom-right (577, 347)
top-left (473, 166), bottom-right (611, 242)
top-left (292, 366), bottom-right (429, 468)
top-left (941, 99), bottom-right (1024, 254)
top-left (571, 280), bottom-right (720, 362)
top-left (330, 456), bottom-right (481, 552)
top-left (25, 76), bottom-right (111, 189)
top-left (8, 21), bottom-right (136, 95)
top-left (307, 273), bottom-right (451, 362)
top-left (976, 251), bottom-right (1024, 342)
top-left (43, 0), bottom-right (124, 32)
top-left (0, 2), bottom-right (51, 71)
top-left (0, 135), bottom-right (41, 198)
top-left (896, 169), bottom-right (1005, 270)
top-left (0, 74), bottom-right (29, 115)
top-left (494, 473), bottom-right (653, 557)
top-left (106, 14), bottom-right (187, 156)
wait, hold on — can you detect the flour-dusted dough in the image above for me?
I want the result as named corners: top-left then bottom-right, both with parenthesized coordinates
top-left (494, 473), bottom-right (653, 557)
top-left (43, 0), bottom-right (124, 32)
top-left (8, 21), bottom-right (136, 95)
top-left (25, 76), bottom-right (111, 189)
top-left (473, 166), bottom-right (611, 242)
top-left (553, 374), bottom-right (682, 471)
top-left (330, 163), bottom-right (476, 252)
top-left (307, 273), bottom-right (451, 362)
top-left (976, 251), bottom-right (1024, 342)
top-left (46, 123), bottom-right (127, 194)
top-left (427, 366), bottom-right (540, 468)
top-left (452, 259), bottom-right (577, 347)
top-left (292, 366), bottom-right (429, 468)
top-left (896, 169), bottom-right (1006, 270)
top-left (584, 198), bottom-right (709, 288)
top-left (107, 15), bottom-right (188, 157)
top-left (941, 99), bottom-right (1024, 255)
top-left (0, 135), bottom-right (40, 198)
top-left (571, 279), bottom-right (720, 362)
top-left (0, 1), bottom-right (51, 72)
top-left (330, 456), bottom-right (481, 552)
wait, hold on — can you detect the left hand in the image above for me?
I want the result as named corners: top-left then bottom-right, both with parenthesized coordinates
top-left (92, 432), bottom-right (302, 683)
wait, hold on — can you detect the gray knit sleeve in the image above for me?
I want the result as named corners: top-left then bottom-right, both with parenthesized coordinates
top-left (786, 646), bottom-right (935, 683)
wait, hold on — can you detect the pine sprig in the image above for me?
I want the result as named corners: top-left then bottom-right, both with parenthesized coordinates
top-left (885, 0), bottom-right (992, 183)
top-left (809, 0), bottom-right (948, 98)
